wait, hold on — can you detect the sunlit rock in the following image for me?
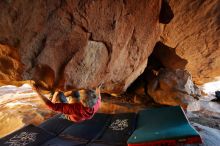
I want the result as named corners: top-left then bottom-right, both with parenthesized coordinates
top-left (0, 0), bottom-right (161, 93)
top-left (161, 0), bottom-right (220, 84)
top-left (147, 68), bottom-right (201, 108)
top-left (0, 44), bottom-right (23, 81)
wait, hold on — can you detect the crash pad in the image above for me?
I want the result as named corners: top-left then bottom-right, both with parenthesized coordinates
top-left (60, 113), bottom-right (111, 141)
top-left (90, 113), bottom-right (137, 146)
top-left (0, 106), bottom-right (202, 146)
top-left (127, 106), bottom-right (202, 146)
top-left (0, 124), bottom-right (55, 146)
top-left (41, 136), bottom-right (88, 146)
top-left (39, 114), bottom-right (73, 135)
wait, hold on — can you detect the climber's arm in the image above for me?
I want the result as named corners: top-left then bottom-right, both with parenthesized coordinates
top-left (34, 86), bottom-right (51, 104)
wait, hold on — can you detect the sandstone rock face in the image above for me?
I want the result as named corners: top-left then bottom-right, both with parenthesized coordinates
top-left (161, 0), bottom-right (220, 84)
top-left (150, 42), bottom-right (188, 70)
top-left (64, 41), bottom-right (109, 89)
top-left (0, 44), bottom-right (23, 81)
top-left (147, 68), bottom-right (201, 108)
top-left (0, 0), bottom-right (161, 93)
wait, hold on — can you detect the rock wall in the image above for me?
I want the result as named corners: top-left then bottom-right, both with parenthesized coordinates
top-left (1, 0), bottom-right (219, 93)
top-left (0, 0), bottom-right (161, 93)
top-left (161, 0), bottom-right (220, 84)
top-left (0, 44), bottom-right (23, 81)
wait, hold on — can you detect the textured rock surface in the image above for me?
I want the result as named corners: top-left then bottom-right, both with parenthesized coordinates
top-left (147, 68), bottom-right (201, 108)
top-left (150, 42), bottom-right (188, 70)
top-left (0, 44), bottom-right (23, 81)
top-left (64, 41), bottom-right (109, 89)
top-left (191, 123), bottom-right (220, 146)
top-left (161, 0), bottom-right (220, 84)
top-left (0, 0), bottom-right (161, 93)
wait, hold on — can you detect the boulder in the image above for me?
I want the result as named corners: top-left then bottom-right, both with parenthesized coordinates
top-left (0, 0), bottom-right (161, 93)
top-left (161, 0), bottom-right (220, 84)
top-left (0, 44), bottom-right (23, 81)
top-left (147, 68), bottom-right (201, 108)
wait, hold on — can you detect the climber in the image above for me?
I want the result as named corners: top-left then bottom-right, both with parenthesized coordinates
top-left (33, 84), bottom-right (101, 122)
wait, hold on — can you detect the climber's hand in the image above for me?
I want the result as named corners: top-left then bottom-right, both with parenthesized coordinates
top-left (32, 84), bottom-right (41, 95)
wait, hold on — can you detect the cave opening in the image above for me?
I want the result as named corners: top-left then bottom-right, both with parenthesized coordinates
top-left (126, 41), bottom-right (188, 100)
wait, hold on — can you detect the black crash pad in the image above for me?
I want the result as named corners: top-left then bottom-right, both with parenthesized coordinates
top-left (0, 124), bottom-right (55, 146)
